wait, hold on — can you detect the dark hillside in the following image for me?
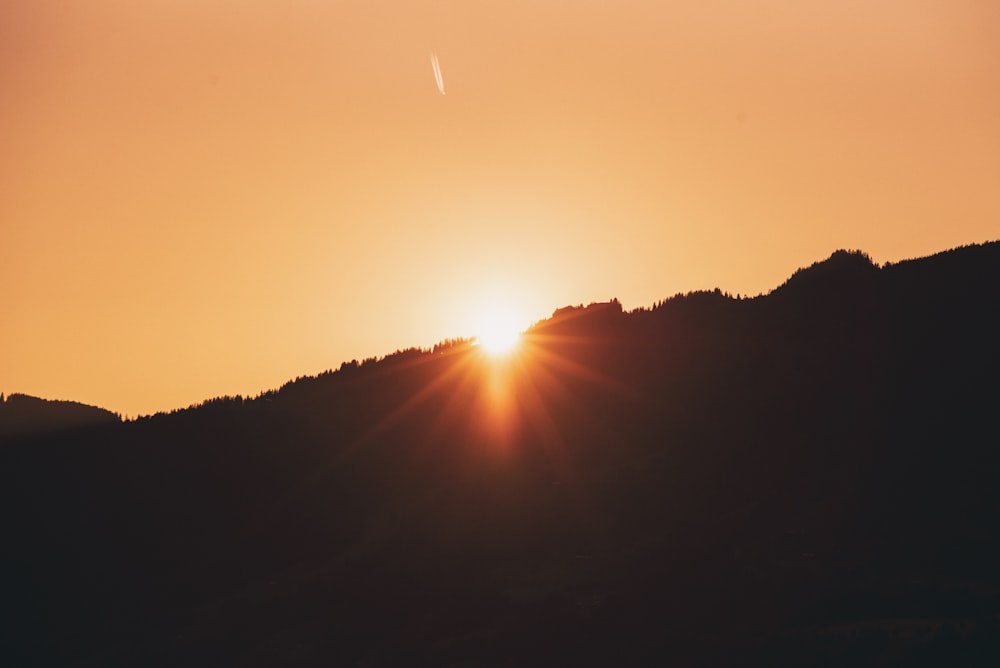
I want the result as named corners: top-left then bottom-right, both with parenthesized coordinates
top-left (2, 241), bottom-right (999, 667)
top-left (0, 393), bottom-right (120, 440)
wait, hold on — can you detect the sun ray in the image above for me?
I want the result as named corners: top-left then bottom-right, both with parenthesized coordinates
top-left (249, 309), bottom-right (658, 534)
top-left (519, 333), bottom-right (649, 404)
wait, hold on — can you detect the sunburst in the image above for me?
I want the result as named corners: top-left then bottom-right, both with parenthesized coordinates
top-left (472, 304), bottom-right (525, 357)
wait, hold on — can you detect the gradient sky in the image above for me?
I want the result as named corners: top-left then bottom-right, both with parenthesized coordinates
top-left (4, 0), bottom-right (999, 417)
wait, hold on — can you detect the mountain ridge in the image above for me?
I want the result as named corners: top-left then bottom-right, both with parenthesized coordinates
top-left (0, 392), bottom-right (120, 440)
top-left (2, 240), bottom-right (999, 666)
top-left (4, 242), bottom-right (992, 425)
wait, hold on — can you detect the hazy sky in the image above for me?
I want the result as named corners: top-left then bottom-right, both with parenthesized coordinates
top-left (4, 0), bottom-right (999, 416)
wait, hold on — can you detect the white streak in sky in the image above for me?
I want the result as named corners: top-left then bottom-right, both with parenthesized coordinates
top-left (430, 51), bottom-right (445, 95)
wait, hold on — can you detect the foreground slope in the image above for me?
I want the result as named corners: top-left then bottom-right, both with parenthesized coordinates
top-left (2, 242), bottom-right (999, 666)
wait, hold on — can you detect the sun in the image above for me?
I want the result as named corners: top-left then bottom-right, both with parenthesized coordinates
top-left (473, 305), bottom-right (525, 356)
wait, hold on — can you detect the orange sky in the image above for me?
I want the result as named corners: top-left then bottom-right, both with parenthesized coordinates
top-left (3, 0), bottom-right (999, 417)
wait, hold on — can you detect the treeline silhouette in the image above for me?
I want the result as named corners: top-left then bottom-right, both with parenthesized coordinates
top-left (2, 242), bottom-right (999, 667)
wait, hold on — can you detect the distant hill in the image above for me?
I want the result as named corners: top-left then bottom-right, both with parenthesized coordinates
top-left (2, 241), bottom-right (999, 667)
top-left (0, 393), bottom-right (120, 440)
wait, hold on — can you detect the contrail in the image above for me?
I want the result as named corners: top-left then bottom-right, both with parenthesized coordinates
top-left (430, 51), bottom-right (445, 95)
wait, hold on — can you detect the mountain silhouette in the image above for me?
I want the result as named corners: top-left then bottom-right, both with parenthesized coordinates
top-left (0, 393), bottom-right (120, 440)
top-left (2, 242), bottom-right (999, 667)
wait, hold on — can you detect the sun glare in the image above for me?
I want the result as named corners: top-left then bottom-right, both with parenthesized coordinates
top-left (473, 305), bottom-right (525, 356)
